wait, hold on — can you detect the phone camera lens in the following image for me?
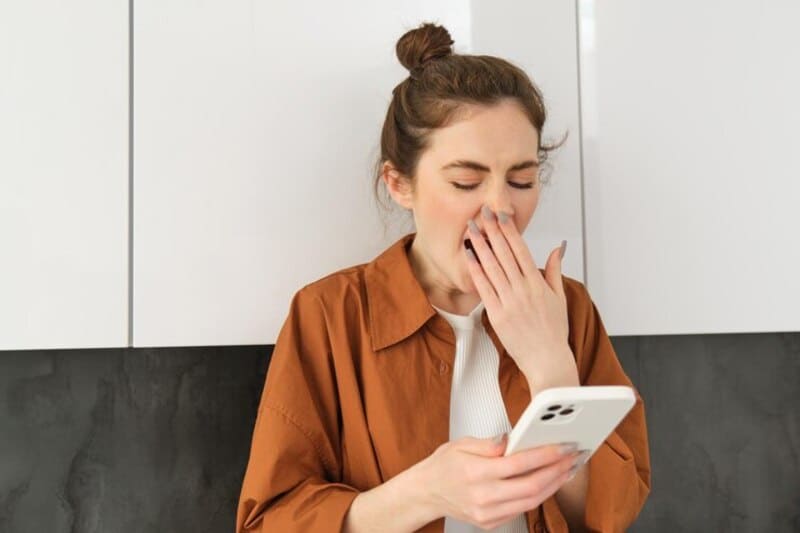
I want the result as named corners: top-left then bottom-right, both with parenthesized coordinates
top-left (541, 413), bottom-right (555, 420)
top-left (547, 405), bottom-right (561, 411)
top-left (559, 408), bottom-right (574, 416)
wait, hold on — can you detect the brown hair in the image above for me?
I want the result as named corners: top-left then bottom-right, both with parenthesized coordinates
top-left (372, 21), bottom-right (566, 226)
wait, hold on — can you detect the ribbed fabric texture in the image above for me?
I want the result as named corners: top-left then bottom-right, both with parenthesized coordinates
top-left (433, 301), bottom-right (528, 533)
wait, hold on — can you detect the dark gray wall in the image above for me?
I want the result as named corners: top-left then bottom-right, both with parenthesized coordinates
top-left (1, 333), bottom-right (798, 532)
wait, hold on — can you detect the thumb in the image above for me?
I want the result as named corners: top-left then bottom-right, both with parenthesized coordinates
top-left (458, 433), bottom-right (508, 457)
top-left (545, 240), bottom-right (567, 298)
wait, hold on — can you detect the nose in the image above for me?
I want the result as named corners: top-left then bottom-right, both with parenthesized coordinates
top-left (483, 181), bottom-right (514, 219)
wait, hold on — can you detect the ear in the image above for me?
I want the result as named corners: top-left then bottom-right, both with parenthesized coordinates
top-left (381, 161), bottom-right (414, 210)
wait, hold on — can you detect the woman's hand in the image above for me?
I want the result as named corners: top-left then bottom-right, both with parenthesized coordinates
top-left (464, 204), bottom-right (578, 389)
top-left (415, 434), bottom-right (589, 530)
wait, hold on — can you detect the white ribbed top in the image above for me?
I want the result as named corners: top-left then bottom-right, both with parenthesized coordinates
top-left (433, 301), bottom-right (528, 533)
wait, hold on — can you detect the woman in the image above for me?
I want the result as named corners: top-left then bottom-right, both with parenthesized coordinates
top-left (236, 22), bottom-right (650, 533)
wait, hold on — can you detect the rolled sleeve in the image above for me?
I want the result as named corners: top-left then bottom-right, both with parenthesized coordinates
top-left (236, 403), bottom-right (359, 532)
top-left (235, 288), bottom-right (360, 532)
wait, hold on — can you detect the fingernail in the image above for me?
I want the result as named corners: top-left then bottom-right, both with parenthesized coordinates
top-left (567, 464), bottom-right (579, 481)
top-left (575, 449), bottom-right (592, 465)
top-left (492, 432), bottom-right (507, 445)
top-left (468, 219), bottom-right (479, 235)
top-left (559, 239), bottom-right (567, 259)
top-left (559, 442), bottom-right (579, 455)
top-left (497, 211), bottom-right (508, 224)
top-left (481, 205), bottom-right (495, 221)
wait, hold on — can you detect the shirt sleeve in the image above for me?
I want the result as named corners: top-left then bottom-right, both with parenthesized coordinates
top-left (541, 280), bottom-right (652, 533)
top-left (235, 288), bottom-right (360, 532)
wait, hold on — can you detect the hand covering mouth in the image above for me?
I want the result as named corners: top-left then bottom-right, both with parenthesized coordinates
top-left (464, 235), bottom-right (492, 265)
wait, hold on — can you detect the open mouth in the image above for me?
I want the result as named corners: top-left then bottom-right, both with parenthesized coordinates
top-left (464, 236), bottom-right (492, 265)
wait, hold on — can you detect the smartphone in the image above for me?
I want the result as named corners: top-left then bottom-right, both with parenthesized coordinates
top-left (503, 386), bottom-right (636, 461)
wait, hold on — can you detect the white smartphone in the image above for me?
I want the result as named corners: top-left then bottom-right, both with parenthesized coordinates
top-left (503, 386), bottom-right (636, 461)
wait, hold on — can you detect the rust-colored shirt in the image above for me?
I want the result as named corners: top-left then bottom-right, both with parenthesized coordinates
top-left (236, 232), bottom-right (651, 532)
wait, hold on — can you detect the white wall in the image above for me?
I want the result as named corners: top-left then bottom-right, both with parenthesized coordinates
top-left (579, 0), bottom-right (800, 335)
top-left (0, 1), bottom-right (128, 350)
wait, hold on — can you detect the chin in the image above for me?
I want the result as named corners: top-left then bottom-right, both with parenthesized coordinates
top-left (459, 269), bottom-right (478, 294)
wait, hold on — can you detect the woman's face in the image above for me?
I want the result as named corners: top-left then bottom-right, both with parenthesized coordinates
top-left (385, 98), bottom-right (542, 298)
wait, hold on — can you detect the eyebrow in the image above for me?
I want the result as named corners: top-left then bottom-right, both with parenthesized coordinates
top-left (440, 159), bottom-right (540, 172)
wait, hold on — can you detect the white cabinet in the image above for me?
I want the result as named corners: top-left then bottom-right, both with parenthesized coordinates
top-left (131, 0), bottom-right (584, 346)
top-left (9, 1), bottom-right (790, 350)
top-left (473, 0), bottom-right (585, 285)
top-left (579, 0), bottom-right (800, 335)
top-left (0, 1), bottom-right (129, 350)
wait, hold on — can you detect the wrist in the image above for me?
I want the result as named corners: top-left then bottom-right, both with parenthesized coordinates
top-left (525, 354), bottom-right (580, 393)
top-left (345, 459), bottom-right (440, 533)
top-left (398, 457), bottom-right (441, 526)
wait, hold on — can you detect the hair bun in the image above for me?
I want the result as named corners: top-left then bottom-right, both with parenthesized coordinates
top-left (396, 22), bottom-right (454, 75)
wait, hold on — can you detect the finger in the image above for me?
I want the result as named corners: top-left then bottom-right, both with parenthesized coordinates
top-left (464, 244), bottom-right (501, 311)
top-left (484, 453), bottom-right (575, 505)
top-left (482, 461), bottom-right (575, 521)
top-left (479, 205), bottom-right (525, 290)
top-left (489, 443), bottom-right (571, 480)
top-left (544, 241), bottom-right (566, 299)
top-left (466, 219), bottom-right (512, 301)
top-left (496, 209), bottom-right (543, 281)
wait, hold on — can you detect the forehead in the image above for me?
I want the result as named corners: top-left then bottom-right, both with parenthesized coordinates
top-left (425, 100), bottom-right (540, 165)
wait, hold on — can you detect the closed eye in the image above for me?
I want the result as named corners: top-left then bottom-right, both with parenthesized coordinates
top-left (452, 181), bottom-right (535, 191)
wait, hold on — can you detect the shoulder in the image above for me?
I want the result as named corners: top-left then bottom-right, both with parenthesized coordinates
top-left (560, 273), bottom-right (591, 305)
top-left (290, 261), bottom-right (370, 312)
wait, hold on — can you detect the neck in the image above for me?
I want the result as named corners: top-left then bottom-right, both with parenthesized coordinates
top-left (407, 234), bottom-right (481, 315)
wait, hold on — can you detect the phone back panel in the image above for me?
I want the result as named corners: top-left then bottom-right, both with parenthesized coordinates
top-left (504, 386), bottom-right (635, 458)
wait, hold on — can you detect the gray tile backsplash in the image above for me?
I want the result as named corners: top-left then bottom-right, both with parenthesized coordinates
top-left (1, 333), bottom-right (798, 532)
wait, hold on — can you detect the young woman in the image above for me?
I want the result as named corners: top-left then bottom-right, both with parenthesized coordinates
top-left (236, 22), bottom-right (650, 533)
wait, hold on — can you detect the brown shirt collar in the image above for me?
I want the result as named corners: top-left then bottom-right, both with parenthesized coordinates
top-left (364, 232), bottom-right (496, 352)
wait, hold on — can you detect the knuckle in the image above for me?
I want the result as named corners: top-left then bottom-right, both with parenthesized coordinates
top-left (464, 464), bottom-right (482, 483)
top-left (550, 445), bottom-right (566, 462)
top-left (468, 486), bottom-right (489, 507)
top-left (526, 495), bottom-right (541, 510)
top-left (493, 457), bottom-right (512, 478)
top-left (470, 488), bottom-right (487, 507)
top-left (528, 478), bottom-right (545, 495)
top-left (509, 453), bottom-right (528, 474)
top-left (478, 520), bottom-right (495, 530)
top-left (472, 510), bottom-right (492, 529)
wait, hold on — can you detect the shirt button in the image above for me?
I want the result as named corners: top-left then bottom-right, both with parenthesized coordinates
top-left (438, 361), bottom-right (448, 374)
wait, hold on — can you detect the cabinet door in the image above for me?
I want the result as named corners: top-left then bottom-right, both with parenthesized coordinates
top-left (580, 0), bottom-right (800, 335)
top-left (132, 1), bottom-right (456, 346)
top-left (132, 0), bottom-right (584, 347)
top-left (0, 1), bottom-right (129, 350)
top-left (472, 0), bottom-right (585, 284)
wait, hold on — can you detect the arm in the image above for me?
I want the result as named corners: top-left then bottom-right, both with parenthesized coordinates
top-left (342, 460), bottom-right (438, 533)
top-left (236, 402), bottom-right (360, 532)
top-left (525, 351), bottom-right (588, 532)
top-left (236, 288), bottom-right (361, 532)
top-left (540, 280), bottom-right (652, 533)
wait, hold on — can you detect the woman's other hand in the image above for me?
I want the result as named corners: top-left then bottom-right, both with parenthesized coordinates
top-left (415, 433), bottom-right (588, 530)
